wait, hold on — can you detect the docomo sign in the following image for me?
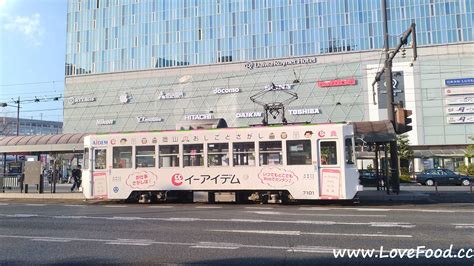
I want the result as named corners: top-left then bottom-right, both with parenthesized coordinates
top-left (213, 88), bottom-right (240, 94)
top-left (68, 96), bottom-right (96, 105)
top-left (317, 79), bottom-right (357, 87)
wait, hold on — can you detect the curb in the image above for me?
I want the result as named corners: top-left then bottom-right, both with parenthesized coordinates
top-left (0, 193), bottom-right (84, 200)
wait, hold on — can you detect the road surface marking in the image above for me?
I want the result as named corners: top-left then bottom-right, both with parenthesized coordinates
top-left (191, 242), bottom-right (241, 250)
top-left (288, 245), bottom-right (335, 253)
top-left (0, 214), bottom-right (39, 218)
top-left (32, 239), bottom-right (71, 243)
top-left (247, 210), bottom-right (386, 217)
top-left (0, 213), bottom-right (415, 228)
top-left (148, 206), bottom-right (173, 208)
top-left (453, 223), bottom-right (474, 229)
top-left (0, 203), bottom-right (9, 206)
top-left (103, 205), bottom-right (127, 208)
top-left (195, 206), bottom-right (222, 209)
top-left (191, 246), bottom-right (239, 249)
top-left (62, 205), bottom-right (85, 207)
top-left (297, 207), bottom-right (474, 213)
top-left (208, 229), bottom-right (412, 238)
top-left (25, 204), bottom-right (46, 206)
top-left (245, 206), bottom-right (274, 209)
top-left (298, 207), bottom-right (331, 211)
top-left (106, 242), bottom-right (152, 246)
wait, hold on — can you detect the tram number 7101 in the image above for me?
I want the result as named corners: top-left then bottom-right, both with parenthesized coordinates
top-left (303, 191), bottom-right (315, 196)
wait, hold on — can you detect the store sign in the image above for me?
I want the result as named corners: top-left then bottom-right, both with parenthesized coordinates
top-left (264, 84), bottom-right (294, 91)
top-left (184, 114), bottom-right (214, 120)
top-left (446, 96), bottom-right (474, 105)
top-left (447, 115), bottom-right (474, 124)
top-left (445, 87), bottom-right (474, 96)
top-left (445, 78), bottom-right (474, 86)
top-left (96, 119), bottom-right (115, 126)
top-left (244, 57), bottom-right (317, 70)
top-left (378, 71), bottom-right (405, 109)
top-left (213, 88), bottom-right (240, 94)
top-left (136, 116), bottom-right (164, 123)
top-left (159, 91), bottom-right (184, 100)
top-left (236, 112), bottom-right (262, 118)
top-left (317, 79), bottom-right (357, 87)
top-left (289, 108), bottom-right (321, 115)
top-left (119, 93), bottom-right (131, 104)
top-left (68, 96), bottom-right (96, 105)
top-left (447, 106), bottom-right (474, 114)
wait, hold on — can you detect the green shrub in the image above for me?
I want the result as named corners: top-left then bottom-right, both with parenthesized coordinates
top-left (399, 174), bottom-right (412, 183)
top-left (456, 164), bottom-right (474, 176)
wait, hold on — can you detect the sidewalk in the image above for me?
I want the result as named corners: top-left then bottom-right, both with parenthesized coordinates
top-left (0, 184), bottom-right (84, 200)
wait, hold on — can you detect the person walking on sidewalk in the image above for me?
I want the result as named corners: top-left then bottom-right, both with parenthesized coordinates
top-left (70, 165), bottom-right (82, 192)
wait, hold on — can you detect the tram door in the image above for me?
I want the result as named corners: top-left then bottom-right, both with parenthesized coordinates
top-left (317, 140), bottom-right (342, 199)
top-left (90, 147), bottom-right (108, 199)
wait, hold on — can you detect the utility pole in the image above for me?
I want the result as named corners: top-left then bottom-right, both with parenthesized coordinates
top-left (381, 0), bottom-right (399, 194)
top-left (376, 0), bottom-right (417, 194)
top-left (15, 96), bottom-right (20, 136)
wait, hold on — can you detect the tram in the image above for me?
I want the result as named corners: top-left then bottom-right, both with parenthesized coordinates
top-left (82, 121), bottom-right (362, 203)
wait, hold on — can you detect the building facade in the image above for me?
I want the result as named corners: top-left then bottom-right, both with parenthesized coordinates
top-left (65, 0), bottom-right (474, 172)
top-left (0, 117), bottom-right (63, 136)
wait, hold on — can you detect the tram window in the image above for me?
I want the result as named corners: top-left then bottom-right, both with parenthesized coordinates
top-left (113, 146), bottom-right (132, 168)
top-left (233, 142), bottom-right (255, 166)
top-left (84, 148), bottom-right (89, 169)
top-left (94, 149), bottom-right (107, 170)
top-left (287, 140), bottom-right (312, 165)
top-left (183, 144), bottom-right (204, 167)
top-left (345, 138), bottom-right (355, 164)
top-left (159, 145), bottom-right (179, 167)
top-left (320, 141), bottom-right (338, 165)
top-left (259, 141), bottom-right (282, 166)
top-left (136, 146), bottom-right (155, 168)
top-left (208, 143), bottom-right (229, 166)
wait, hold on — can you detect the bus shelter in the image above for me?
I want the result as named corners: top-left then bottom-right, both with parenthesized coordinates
top-left (0, 133), bottom-right (87, 192)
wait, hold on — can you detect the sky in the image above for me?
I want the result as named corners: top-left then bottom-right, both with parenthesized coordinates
top-left (0, 0), bottom-right (66, 122)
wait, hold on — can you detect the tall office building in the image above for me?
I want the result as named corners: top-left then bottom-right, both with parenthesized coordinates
top-left (65, 0), bottom-right (474, 171)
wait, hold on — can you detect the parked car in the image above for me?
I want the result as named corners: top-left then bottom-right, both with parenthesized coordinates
top-left (416, 168), bottom-right (472, 186)
top-left (359, 170), bottom-right (384, 187)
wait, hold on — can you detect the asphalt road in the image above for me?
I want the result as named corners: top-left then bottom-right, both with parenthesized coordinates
top-left (0, 201), bottom-right (473, 265)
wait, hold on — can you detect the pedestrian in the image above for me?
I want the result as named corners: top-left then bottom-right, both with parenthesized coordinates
top-left (70, 165), bottom-right (82, 192)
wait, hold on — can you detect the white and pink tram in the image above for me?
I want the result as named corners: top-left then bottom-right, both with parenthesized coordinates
top-left (82, 122), bottom-right (362, 203)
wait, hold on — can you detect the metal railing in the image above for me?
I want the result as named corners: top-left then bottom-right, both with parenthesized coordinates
top-left (1, 173), bottom-right (22, 192)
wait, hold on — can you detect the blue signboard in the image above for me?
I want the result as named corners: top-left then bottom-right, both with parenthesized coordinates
top-left (445, 78), bottom-right (474, 86)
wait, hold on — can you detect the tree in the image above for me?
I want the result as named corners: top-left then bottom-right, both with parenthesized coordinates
top-left (397, 134), bottom-right (414, 161)
top-left (465, 136), bottom-right (474, 161)
top-left (397, 134), bottom-right (414, 176)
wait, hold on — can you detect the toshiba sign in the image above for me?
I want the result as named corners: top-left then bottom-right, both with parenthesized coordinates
top-left (317, 79), bottom-right (357, 87)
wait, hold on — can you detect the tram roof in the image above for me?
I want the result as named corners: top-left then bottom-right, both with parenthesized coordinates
top-left (0, 121), bottom-right (395, 153)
